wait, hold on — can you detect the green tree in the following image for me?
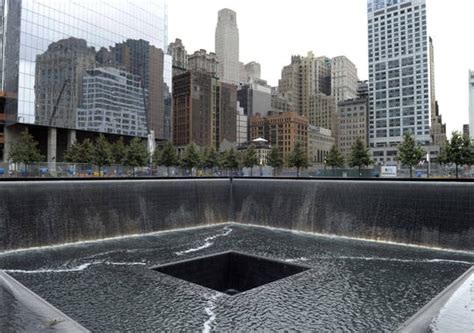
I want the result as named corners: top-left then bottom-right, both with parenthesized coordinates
top-left (398, 133), bottom-right (425, 178)
top-left (202, 147), bottom-right (219, 172)
top-left (349, 138), bottom-right (372, 177)
top-left (242, 144), bottom-right (259, 176)
top-left (287, 141), bottom-right (308, 177)
top-left (325, 145), bottom-right (344, 176)
top-left (93, 134), bottom-right (113, 174)
top-left (440, 132), bottom-right (473, 178)
top-left (79, 139), bottom-right (95, 165)
top-left (8, 130), bottom-right (43, 173)
top-left (222, 148), bottom-right (239, 175)
top-left (64, 142), bottom-right (82, 164)
top-left (267, 146), bottom-right (283, 176)
top-left (125, 137), bottom-right (149, 175)
top-left (111, 137), bottom-right (127, 165)
top-left (181, 144), bottom-right (201, 175)
top-left (159, 142), bottom-right (179, 176)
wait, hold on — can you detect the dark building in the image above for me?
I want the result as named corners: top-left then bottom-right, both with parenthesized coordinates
top-left (173, 71), bottom-right (237, 150)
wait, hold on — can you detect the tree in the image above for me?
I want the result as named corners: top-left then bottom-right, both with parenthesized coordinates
top-left (8, 130), bottom-right (43, 172)
top-left (159, 142), bottom-right (179, 176)
top-left (287, 141), bottom-right (308, 177)
top-left (349, 138), bottom-right (372, 177)
top-left (202, 147), bottom-right (219, 172)
top-left (125, 137), bottom-right (149, 174)
top-left (242, 144), bottom-right (259, 176)
top-left (222, 148), bottom-right (239, 175)
top-left (398, 133), bottom-right (425, 178)
top-left (267, 146), bottom-right (283, 176)
top-left (325, 145), bottom-right (344, 176)
top-left (79, 139), bottom-right (95, 165)
top-left (64, 142), bottom-right (82, 164)
top-left (181, 144), bottom-right (201, 175)
top-left (440, 132), bottom-right (473, 178)
top-left (93, 134), bottom-right (113, 174)
top-left (111, 137), bottom-right (127, 165)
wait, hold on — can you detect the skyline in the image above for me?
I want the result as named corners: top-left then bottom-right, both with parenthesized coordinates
top-left (168, 0), bottom-right (474, 135)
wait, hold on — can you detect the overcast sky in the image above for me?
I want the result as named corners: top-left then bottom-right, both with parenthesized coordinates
top-left (168, 0), bottom-right (473, 135)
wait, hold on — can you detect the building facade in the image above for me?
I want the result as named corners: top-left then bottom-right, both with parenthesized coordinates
top-left (308, 125), bottom-right (335, 165)
top-left (236, 103), bottom-right (248, 145)
top-left (244, 62), bottom-right (261, 83)
top-left (76, 67), bottom-right (148, 137)
top-left (172, 71), bottom-right (237, 150)
top-left (337, 98), bottom-right (368, 161)
top-left (331, 56), bottom-right (358, 103)
top-left (249, 111), bottom-right (308, 161)
top-left (237, 81), bottom-right (272, 117)
top-left (215, 8), bottom-right (239, 85)
top-left (188, 49), bottom-right (219, 77)
top-left (368, 0), bottom-right (432, 163)
top-left (0, 0), bottom-right (171, 162)
top-left (168, 38), bottom-right (188, 76)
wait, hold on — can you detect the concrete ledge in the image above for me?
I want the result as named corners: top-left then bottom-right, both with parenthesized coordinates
top-left (398, 266), bottom-right (474, 332)
top-left (0, 271), bottom-right (89, 332)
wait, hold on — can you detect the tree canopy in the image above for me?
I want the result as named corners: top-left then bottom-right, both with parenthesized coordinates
top-left (267, 146), bottom-right (283, 169)
top-left (92, 134), bottom-right (113, 171)
top-left (181, 144), bottom-right (201, 170)
top-left (397, 133), bottom-right (425, 178)
top-left (287, 141), bottom-right (308, 177)
top-left (8, 130), bottom-right (43, 165)
top-left (125, 137), bottom-right (149, 169)
top-left (325, 145), bottom-right (344, 173)
top-left (439, 132), bottom-right (473, 178)
top-left (349, 138), bottom-right (372, 176)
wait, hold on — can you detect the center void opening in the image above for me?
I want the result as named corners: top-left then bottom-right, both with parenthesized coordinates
top-left (152, 251), bottom-right (311, 296)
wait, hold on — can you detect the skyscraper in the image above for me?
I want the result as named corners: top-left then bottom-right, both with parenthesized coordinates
top-left (331, 56), bottom-right (359, 103)
top-left (215, 8), bottom-right (239, 85)
top-left (367, 0), bottom-right (432, 164)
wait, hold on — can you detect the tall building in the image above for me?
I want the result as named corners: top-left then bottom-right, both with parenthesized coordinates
top-left (249, 111), bottom-right (308, 161)
top-left (469, 70), bottom-right (474, 140)
top-left (331, 56), bottom-right (359, 103)
top-left (428, 37), bottom-right (446, 145)
top-left (76, 67), bottom-right (148, 137)
top-left (215, 8), bottom-right (239, 85)
top-left (188, 49), bottom-right (219, 77)
top-left (367, 0), bottom-right (432, 163)
top-left (168, 38), bottom-right (188, 76)
top-left (0, 0), bottom-right (170, 162)
top-left (237, 81), bottom-right (272, 118)
top-left (172, 71), bottom-right (237, 150)
top-left (337, 98), bottom-right (368, 161)
top-left (276, 52), bottom-right (337, 134)
top-left (463, 124), bottom-right (470, 139)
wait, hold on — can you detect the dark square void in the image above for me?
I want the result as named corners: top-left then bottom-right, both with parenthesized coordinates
top-left (153, 251), bottom-right (311, 296)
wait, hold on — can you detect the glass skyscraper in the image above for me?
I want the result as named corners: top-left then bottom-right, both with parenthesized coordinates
top-left (367, 0), bottom-right (432, 165)
top-left (0, 0), bottom-right (171, 152)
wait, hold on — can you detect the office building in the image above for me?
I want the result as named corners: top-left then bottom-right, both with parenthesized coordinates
top-left (308, 125), bottom-right (335, 165)
top-left (172, 71), bottom-right (237, 150)
top-left (0, 0), bottom-right (170, 163)
top-left (215, 8), bottom-right (239, 85)
top-left (76, 67), bottom-right (148, 137)
top-left (168, 38), bottom-right (188, 76)
top-left (236, 103), bottom-right (248, 145)
top-left (249, 111), bottom-right (308, 161)
top-left (367, 0), bottom-right (432, 163)
top-left (337, 98), bottom-right (368, 161)
top-left (331, 56), bottom-right (358, 103)
top-left (237, 81), bottom-right (272, 118)
top-left (244, 62), bottom-right (261, 83)
top-left (188, 49), bottom-right (219, 76)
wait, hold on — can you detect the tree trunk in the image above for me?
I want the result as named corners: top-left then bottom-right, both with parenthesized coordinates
top-left (250, 167), bottom-right (253, 177)
top-left (332, 166), bottom-right (335, 177)
top-left (358, 165), bottom-right (361, 178)
top-left (456, 165), bottom-right (459, 179)
top-left (296, 167), bottom-right (300, 178)
top-left (167, 166), bottom-right (170, 177)
top-left (410, 166), bottom-right (413, 178)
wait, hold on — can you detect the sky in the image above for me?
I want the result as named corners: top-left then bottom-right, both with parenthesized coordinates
top-left (168, 0), bottom-right (474, 135)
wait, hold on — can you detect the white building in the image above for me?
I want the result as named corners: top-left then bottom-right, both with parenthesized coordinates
top-left (368, 0), bottom-right (432, 164)
top-left (215, 8), bottom-right (240, 85)
top-left (331, 56), bottom-right (359, 103)
top-left (76, 67), bottom-right (148, 137)
top-left (469, 70), bottom-right (474, 140)
top-left (308, 125), bottom-right (335, 165)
